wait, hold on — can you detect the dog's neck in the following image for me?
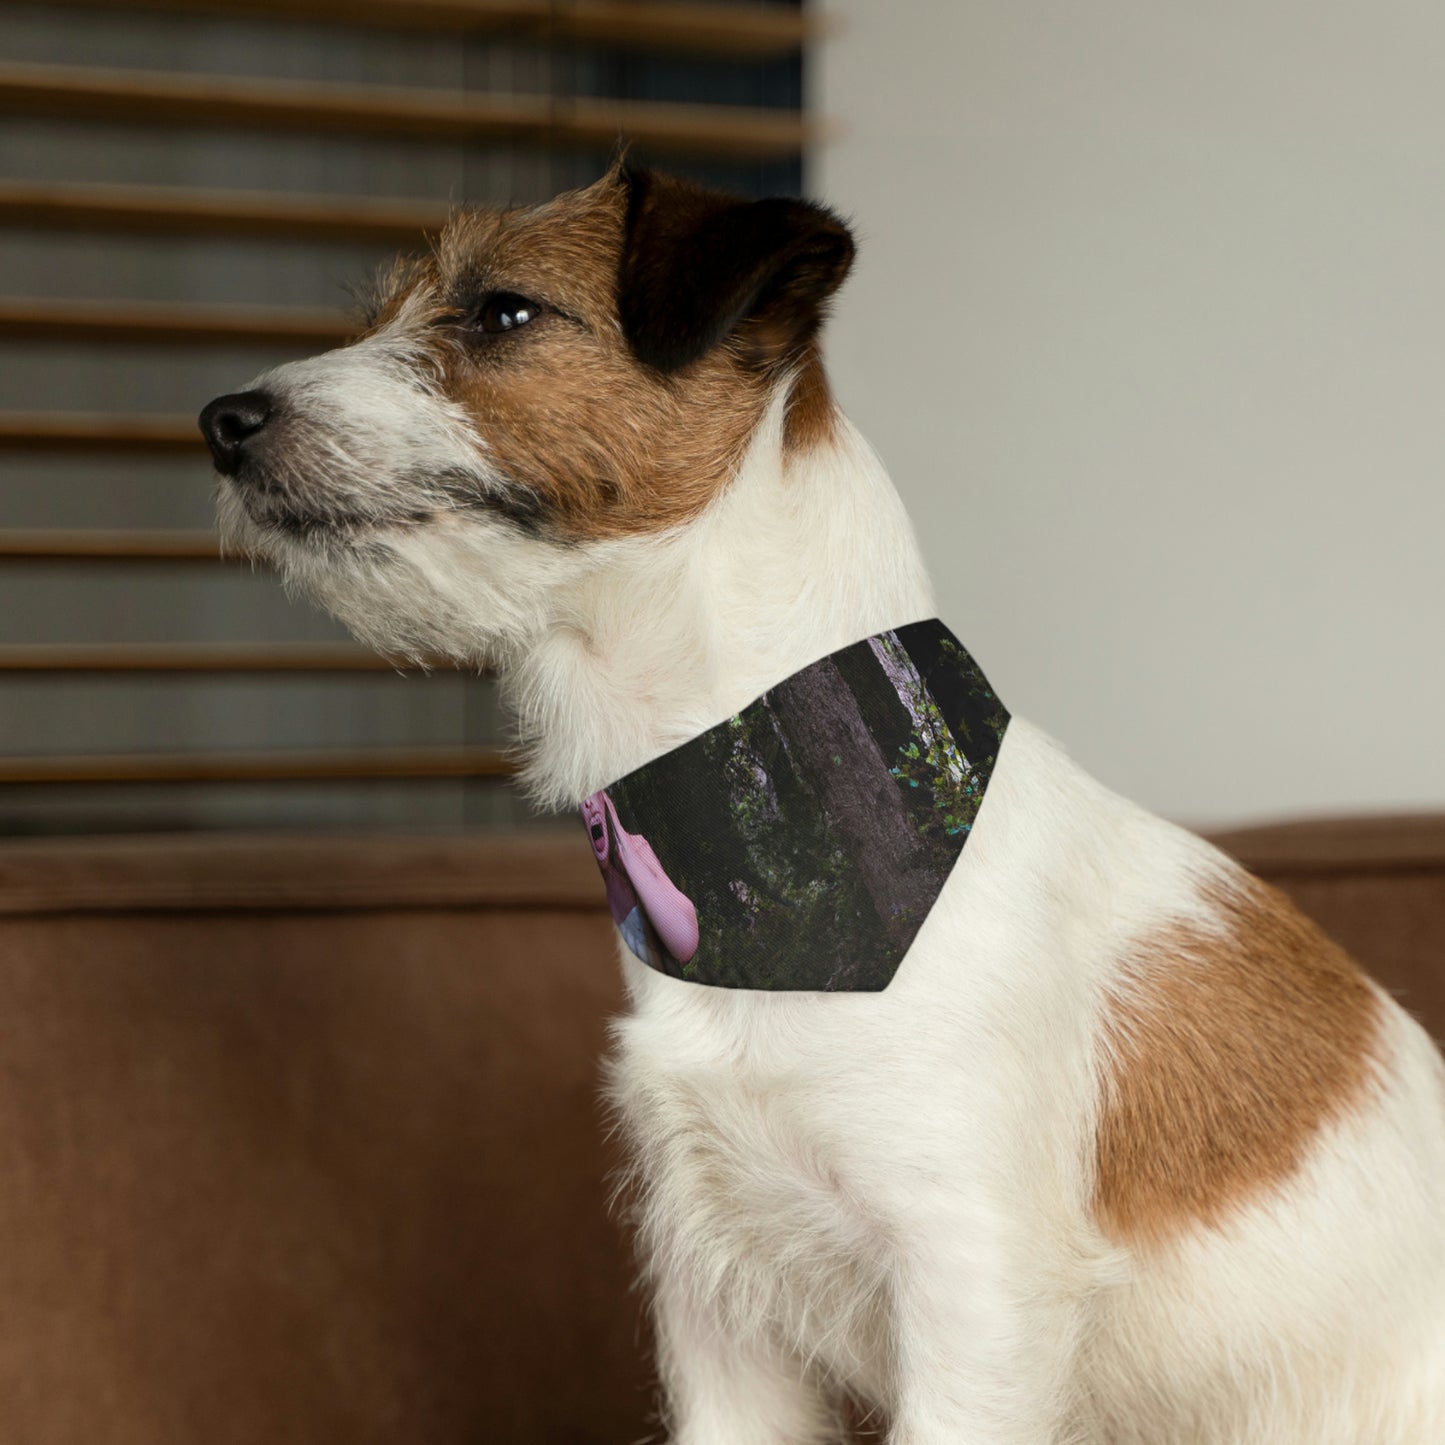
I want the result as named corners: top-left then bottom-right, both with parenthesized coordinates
top-left (504, 391), bottom-right (937, 811)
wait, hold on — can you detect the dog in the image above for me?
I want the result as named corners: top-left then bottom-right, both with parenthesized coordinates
top-left (200, 163), bottom-right (1445, 1443)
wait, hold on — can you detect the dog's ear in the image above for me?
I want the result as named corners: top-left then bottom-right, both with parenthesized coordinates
top-left (618, 166), bottom-right (855, 375)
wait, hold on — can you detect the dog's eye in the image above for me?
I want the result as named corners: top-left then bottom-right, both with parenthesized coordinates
top-left (474, 292), bottom-right (542, 335)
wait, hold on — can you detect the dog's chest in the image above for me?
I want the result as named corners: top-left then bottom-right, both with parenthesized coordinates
top-left (610, 1001), bottom-right (893, 1389)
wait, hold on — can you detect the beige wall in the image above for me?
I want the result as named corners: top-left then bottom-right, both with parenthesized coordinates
top-left (813, 1), bottom-right (1445, 827)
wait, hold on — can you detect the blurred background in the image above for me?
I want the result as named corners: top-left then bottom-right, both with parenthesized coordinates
top-left (0, 4), bottom-right (1442, 1442)
top-left (2, 0), bottom-right (1441, 837)
top-left (819, 1), bottom-right (1445, 827)
top-left (0, 0), bottom-right (803, 837)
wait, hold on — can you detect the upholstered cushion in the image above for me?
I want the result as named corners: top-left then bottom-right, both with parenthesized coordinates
top-left (0, 820), bottom-right (1439, 1442)
top-left (0, 833), bottom-right (648, 1445)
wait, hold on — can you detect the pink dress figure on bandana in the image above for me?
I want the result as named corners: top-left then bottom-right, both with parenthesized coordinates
top-left (581, 790), bottom-right (700, 975)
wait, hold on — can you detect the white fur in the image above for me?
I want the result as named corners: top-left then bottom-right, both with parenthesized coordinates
top-left (221, 351), bottom-right (1445, 1442)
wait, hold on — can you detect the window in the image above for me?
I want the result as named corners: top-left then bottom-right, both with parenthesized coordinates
top-left (0, 0), bottom-right (811, 835)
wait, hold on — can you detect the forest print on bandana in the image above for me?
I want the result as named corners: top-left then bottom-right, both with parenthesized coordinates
top-left (580, 620), bottom-right (1008, 992)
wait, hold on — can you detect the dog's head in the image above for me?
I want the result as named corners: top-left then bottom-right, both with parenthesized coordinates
top-left (199, 166), bottom-right (854, 664)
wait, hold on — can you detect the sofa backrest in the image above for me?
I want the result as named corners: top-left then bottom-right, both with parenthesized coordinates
top-left (0, 832), bottom-right (649, 1445)
top-left (0, 819), bottom-right (1440, 1443)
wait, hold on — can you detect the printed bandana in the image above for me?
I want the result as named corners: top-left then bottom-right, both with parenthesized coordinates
top-left (580, 619), bottom-right (1008, 991)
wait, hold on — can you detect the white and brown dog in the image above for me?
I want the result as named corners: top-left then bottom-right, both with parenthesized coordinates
top-left (201, 166), bottom-right (1445, 1443)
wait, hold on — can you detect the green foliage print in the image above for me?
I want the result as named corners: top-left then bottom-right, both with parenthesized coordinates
top-left (597, 619), bottom-right (1007, 992)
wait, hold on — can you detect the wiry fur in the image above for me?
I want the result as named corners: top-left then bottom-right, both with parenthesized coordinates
top-left (206, 171), bottom-right (1445, 1442)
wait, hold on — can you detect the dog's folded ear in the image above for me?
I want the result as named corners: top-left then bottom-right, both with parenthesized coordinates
top-left (618, 166), bottom-right (855, 376)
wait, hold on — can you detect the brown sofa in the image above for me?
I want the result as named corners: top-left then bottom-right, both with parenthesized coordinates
top-left (0, 818), bottom-right (1440, 1443)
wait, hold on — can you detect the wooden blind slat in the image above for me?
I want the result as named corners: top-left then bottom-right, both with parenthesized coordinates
top-left (0, 15), bottom-right (809, 820)
top-left (0, 62), bottom-right (818, 161)
top-left (0, 643), bottom-right (421, 672)
top-left (0, 530), bottom-right (228, 561)
top-left (20, 0), bottom-right (815, 58)
top-left (0, 180), bottom-right (449, 245)
top-left (0, 412), bottom-right (201, 452)
top-left (0, 298), bottom-right (353, 348)
top-left (0, 746), bottom-right (514, 784)
top-left (562, 0), bottom-right (815, 57)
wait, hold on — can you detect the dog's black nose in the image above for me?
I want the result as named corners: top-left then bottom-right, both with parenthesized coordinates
top-left (199, 390), bottom-right (273, 475)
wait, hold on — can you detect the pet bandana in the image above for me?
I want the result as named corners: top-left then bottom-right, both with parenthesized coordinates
top-left (580, 620), bottom-right (1008, 992)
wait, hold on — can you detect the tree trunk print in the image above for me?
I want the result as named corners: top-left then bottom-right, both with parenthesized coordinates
top-left (896, 621), bottom-right (1005, 768)
top-left (769, 656), bottom-right (940, 951)
top-left (867, 633), bottom-right (968, 782)
top-left (833, 638), bottom-right (917, 766)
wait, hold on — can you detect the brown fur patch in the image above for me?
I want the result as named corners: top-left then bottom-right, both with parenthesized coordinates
top-left (1094, 872), bottom-right (1382, 1247)
top-left (361, 176), bottom-right (789, 541)
top-left (783, 341), bottom-right (840, 453)
top-left (360, 170), bottom-right (851, 541)
top-left (618, 167), bottom-right (853, 379)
